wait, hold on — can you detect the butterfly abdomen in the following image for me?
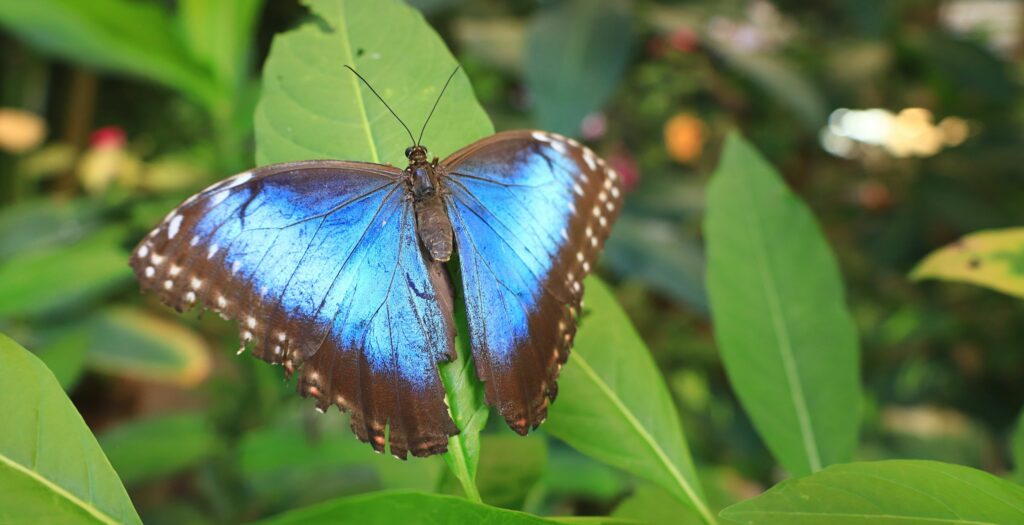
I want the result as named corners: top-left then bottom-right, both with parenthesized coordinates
top-left (414, 193), bottom-right (454, 262)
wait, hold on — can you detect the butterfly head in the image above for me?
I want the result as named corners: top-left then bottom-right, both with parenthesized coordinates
top-left (405, 145), bottom-right (429, 163)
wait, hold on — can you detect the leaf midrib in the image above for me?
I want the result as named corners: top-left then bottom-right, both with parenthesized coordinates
top-left (0, 452), bottom-right (119, 524)
top-left (739, 174), bottom-right (822, 472)
top-left (333, 1), bottom-right (380, 163)
top-left (571, 353), bottom-right (716, 525)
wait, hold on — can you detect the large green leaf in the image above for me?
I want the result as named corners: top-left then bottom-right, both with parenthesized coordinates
top-left (0, 228), bottom-right (133, 318)
top-left (524, 0), bottom-right (632, 136)
top-left (912, 228), bottom-right (1024, 300)
top-left (545, 277), bottom-right (715, 524)
top-left (254, 490), bottom-right (552, 524)
top-left (0, 333), bottom-right (141, 524)
top-left (0, 0), bottom-right (217, 106)
top-left (253, 0), bottom-right (493, 493)
top-left (99, 412), bottom-right (221, 486)
top-left (254, 0), bottom-right (493, 168)
top-left (704, 133), bottom-right (861, 476)
top-left (719, 460), bottom-right (1024, 524)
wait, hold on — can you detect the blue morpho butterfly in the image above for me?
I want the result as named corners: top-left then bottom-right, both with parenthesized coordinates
top-left (130, 67), bottom-right (623, 459)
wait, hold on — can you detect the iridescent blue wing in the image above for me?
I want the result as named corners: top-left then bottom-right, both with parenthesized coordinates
top-left (130, 161), bottom-right (458, 458)
top-left (442, 130), bottom-right (624, 433)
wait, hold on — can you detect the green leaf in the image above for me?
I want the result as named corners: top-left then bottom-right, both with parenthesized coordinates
top-left (254, 0), bottom-right (493, 168)
top-left (254, 490), bottom-right (553, 525)
top-left (178, 0), bottom-right (265, 92)
top-left (912, 228), bottom-right (1024, 300)
top-left (0, 0), bottom-right (217, 106)
top-left (441, 434), bottom-right (547, 510)
top-left (254, 0), bottom-right (493, 494)
top-left (545, 277), bottom-right (715, 524)
top-left (1012, 410), bottom-right (1024, 485)
top-left (0, 332), bottom-right (141, 524)
top-left (603, 215), bottom-right (708, 312)
top-left (0, 198), bottom-right (98, 260)
top-left (439, 278), bottom-right (490, 502)
top-left (711, 46), bottom-right (827, 129)
top-left (719, 460), bottom-right (1024, 524)
top-left (83, 307), bottom-right (212, 386)
top-left (704, 133), bottom-right (861, 476)
top-left (238, 409), bottom-right (443, 510)
top-left (34, 330), bottom-right (89, 391)
top-left (98, 412), bottom-right (221, 486)
top-left (524, 0), bottom-right (632, 136)
top-left (0, 228), bottom-right (133, 318)
top-left (614, 484), bottom-right (706, 525)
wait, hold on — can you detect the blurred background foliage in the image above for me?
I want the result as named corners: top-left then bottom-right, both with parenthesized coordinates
top-left (1, 0), bottom-right (1023, 523)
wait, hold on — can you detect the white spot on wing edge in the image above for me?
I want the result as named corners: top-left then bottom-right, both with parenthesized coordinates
top-left (531, 131), bottom-right (552, 143)
top-left (137, 245), bottom-right (150, 258)
top-left (209, 190), bottom-right (230, 206)
top-left (167, 214), bottom-right (183, 239)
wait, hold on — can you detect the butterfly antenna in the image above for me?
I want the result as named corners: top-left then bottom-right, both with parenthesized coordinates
top-left (343, 65), bottom-right (416, 145)
top-left (416, 66), bottom-right (461, 146)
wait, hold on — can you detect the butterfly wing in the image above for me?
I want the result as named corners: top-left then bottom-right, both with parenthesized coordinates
top-left (130, 161), bottom-right (458, 458)
top-left (442, 130), bottom-right (624, 433)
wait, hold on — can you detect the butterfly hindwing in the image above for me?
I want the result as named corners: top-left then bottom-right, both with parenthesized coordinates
top-left (442, 130), bottom-right (624, 434)
top-left (130, 161), bottom-right (458, 458)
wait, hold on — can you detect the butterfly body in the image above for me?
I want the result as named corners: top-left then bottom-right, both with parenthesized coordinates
top-left (131, 130), bottom-right (622, 458)
top-left (404, 145), bottom-right (454, 262)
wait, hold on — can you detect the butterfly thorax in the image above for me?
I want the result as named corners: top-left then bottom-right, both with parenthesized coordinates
top-left (405, 145), bottom-right (453, 262)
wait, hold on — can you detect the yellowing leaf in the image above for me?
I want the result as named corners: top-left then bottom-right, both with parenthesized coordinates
top-left (912, 228), bottom-right (1024, 299)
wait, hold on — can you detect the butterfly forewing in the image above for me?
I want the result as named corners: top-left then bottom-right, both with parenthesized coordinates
top-left (130, 161), bottom-right (458, 458)
top-left (442, 130), bottom-right (624, 434)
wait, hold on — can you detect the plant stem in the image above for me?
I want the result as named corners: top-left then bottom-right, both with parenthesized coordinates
top-left (445, 434), bottom-right (482, 503)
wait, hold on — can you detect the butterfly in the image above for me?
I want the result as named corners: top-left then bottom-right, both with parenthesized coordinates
top-left (130, 67), bottom-right (623, 459)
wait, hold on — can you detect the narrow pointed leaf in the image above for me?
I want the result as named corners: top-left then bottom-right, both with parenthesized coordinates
top-left (720, 460), bottom-right (1024, 524)
top-left (546, 277), bottom-right (715, 524)
top-left (0, 332), bottom-right (141, 524)
top-left (705, 133), bottom-right (861, 476)
top-left (912, 228), bottom-right (1024, 300)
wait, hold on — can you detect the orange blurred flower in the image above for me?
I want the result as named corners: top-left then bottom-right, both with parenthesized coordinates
top-left (664, 113), bottom-right (705, 164)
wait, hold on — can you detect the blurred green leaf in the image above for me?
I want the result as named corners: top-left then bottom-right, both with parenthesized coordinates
top-left (0, 198), bottom-right (98, 261)
top-left (254, 490), bottom-right (553, 524)
top-left (0, 332), bottom-right (141, 524)
top-left (178, 0), bottom-right (265, 93)
top-left (542, 446), bottom-right (629, 501)
top-left (0, 0), bottom-right (217, 106)
top-left (912, 228), bottom-right (1024, 300)
top-left (442, 434), bottom-right (547, 510)
top-left (524, 0), bottom-right (632, 136)
top-left (604, 215), bottom-right (708, 312)
top-left (1013, 410), bottom-right (1024, 485)
top-left (712, 47), bottom-right (827, 129)
top-left (99, 412), bottom-right (221, 486)
top-left (34, 329), bottom-right (89, 391)
top-left (705, 133), bottom-right (861, 476)
top-left (613, 484), bottom-right (705, 525)
top-left (719, 460), bottom-right (1024, 524)
top-left (83, 307), bottom-right (211, 386)
top-left (254, 0), bottom-right (493, 168)
top-left (546, 277), bottom-right (714, 524)
top-left (255, 0), bottom-right (493, 497)
top-left (238, 409), bottom-right (442, 512)
top-left (0, 227), bottom-right (132, 318)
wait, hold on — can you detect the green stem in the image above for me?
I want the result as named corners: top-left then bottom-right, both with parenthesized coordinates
top-left (445, 434), bottom-right (482, 503)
